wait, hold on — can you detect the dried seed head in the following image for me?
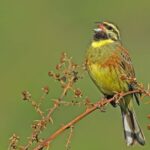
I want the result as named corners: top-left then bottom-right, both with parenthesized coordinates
top-left (55, 73), bottom-right (60, 79)
top-left (56, 64), bottom-right (62, 70)
top-left (60, 76), bottom-right (67, 82)
top-left (60, 52), bottom-right (67, 63)
top-left (42, 86), bottom-right (49, 94)
top-left (22, 91), bottom-right (31, 101)
top-left (74, 89), bottom-right (82, 98)
top-left (9, 134), bottom-right (20, 150)
top-left (48, 71), bottom-right (54, 77)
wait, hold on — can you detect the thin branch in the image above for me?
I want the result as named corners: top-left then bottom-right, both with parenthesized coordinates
top-left (33, 89), bottom-right (144, 150)
top-left (65, 125), bottom-right (74, 150)
top-left (9, 53), bottom-right (150, 150)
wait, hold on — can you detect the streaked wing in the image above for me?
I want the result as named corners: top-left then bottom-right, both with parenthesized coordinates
top-left (115, 43), bottom-right (135, 78)
top-left (115, 43), bottom-right (140, 105)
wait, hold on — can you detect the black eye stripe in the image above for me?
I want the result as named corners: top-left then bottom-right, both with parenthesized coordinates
top-left (103, 24), bottom-right (114, 31)
top-left (103, 23), bottom-right (120, 39)
top-left (107, 26), bottom-right (113, 30)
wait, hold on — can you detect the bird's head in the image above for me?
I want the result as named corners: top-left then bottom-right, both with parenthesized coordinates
top-left (93, 21), bottom-right (121, 41)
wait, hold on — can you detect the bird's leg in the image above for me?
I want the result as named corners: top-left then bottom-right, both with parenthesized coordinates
top-left (104, 94), bottom-right (117, 108)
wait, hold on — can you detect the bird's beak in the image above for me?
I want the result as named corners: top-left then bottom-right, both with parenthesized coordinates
top-left (93, 28), bottom-right (102, 33)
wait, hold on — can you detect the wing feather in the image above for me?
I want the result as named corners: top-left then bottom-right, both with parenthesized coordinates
top-left (115, 43), bottom-right (140, 105)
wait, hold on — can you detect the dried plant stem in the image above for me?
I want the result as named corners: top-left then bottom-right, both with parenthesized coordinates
top-left (34, 89), bottom-right (143, 150)
top-left (9, 53), bottom-right (150, 150)
top-left (66, 125), bottom-right (74, 150)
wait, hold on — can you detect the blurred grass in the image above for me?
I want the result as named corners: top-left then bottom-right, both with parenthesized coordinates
top-left (0, 0), bottom-right (150, 149)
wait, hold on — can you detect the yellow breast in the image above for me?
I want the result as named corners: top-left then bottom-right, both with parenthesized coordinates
top-left (88, 63), bottom-right (128, 95)
top-left (91, 39), bottom-right (114, 48)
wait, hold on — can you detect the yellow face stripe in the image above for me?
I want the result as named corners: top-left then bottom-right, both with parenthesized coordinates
top-left (91, 39), bottom-right (114, 48)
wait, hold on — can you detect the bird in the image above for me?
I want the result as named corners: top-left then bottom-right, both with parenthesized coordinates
top-left (85, 21), bottom-right (145, 146)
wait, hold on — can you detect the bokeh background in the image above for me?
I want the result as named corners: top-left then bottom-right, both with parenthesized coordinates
top-left (1, 0), bottom-right (150, 149)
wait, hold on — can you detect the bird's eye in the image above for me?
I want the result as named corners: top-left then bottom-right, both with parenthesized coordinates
top-left (107, 26), bottom-right (113, 30)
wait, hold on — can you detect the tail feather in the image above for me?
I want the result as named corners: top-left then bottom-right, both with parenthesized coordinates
top-left (121, 108), bottom-right (145, 146)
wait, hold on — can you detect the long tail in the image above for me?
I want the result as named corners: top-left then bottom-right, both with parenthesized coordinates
top-left (121, 107), bottom-right (145, 146)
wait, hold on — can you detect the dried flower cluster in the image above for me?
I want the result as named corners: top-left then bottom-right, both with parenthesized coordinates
top-left (8, 53), bottom-right (85, 150)
top-left (8, 53), bottom-right (150, 150)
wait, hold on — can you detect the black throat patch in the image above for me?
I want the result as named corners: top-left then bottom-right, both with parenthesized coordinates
top-left (93, 31), bottom-right (108, 41)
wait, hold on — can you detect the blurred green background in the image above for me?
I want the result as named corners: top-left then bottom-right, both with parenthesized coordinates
top-left (1, 0), bottom-right (150, 149)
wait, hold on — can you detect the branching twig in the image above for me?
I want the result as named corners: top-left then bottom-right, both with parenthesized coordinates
top-left (9, 53), bottom-right (150, 150)
top-left (65, 125), bottom-right (74, 150)
top-left (33, 89), bottom-right (149, 150)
